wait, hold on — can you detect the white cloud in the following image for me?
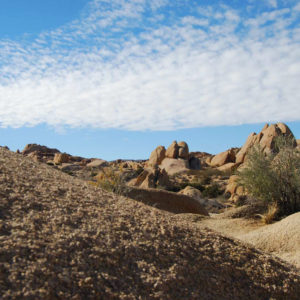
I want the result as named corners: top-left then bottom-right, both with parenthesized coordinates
top-left (0, 0), bottom-right (299, 131)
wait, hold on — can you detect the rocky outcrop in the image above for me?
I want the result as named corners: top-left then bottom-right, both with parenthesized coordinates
top-left (178, 141), bottom-right (189, 159)
top-left (126, 186), bottom-right (209, 216)
top-left (165, 141), bottom-right (179, 158)
top-left (148, 146), bottom-right (166, 166)
top-left (54, 153), bottom-right (70, 164)
top-left (129, 167), bottom-right (170, 189)
top-left (86, 159), bottom-right (108, 169)
top-left (22, 144), bottom-right (60, 162)
top-left (178, 186), bottom-right (225, 212)
top-left (160, 158), bottom-right (189, 175)
top-left (217, 162), bottom-right (239, 173)
top-left (225, 175), bottom-right (246, 202)
top-left (210, 149), bottom-right (236, 167)
top-left (236, 123), bottom-right (296, 164)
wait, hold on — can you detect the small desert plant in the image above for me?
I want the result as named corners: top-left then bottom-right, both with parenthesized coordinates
top-left (260, 203), bottom-right (279, 224)
top-left (96, 167), bottom-right (128, 195)
top-left (237, 136), bottom-right (300, 217)
top-left (202, 183), bottom-right (223, 198)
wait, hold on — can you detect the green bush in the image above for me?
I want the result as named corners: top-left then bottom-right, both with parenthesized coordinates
top-left (202, 183), bottom-right (222, 198)
top-left (237, 136), bottom-right (300, 217)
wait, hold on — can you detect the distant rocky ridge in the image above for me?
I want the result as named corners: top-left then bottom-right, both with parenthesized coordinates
top-left (13, 122), bottom-right (299, 210)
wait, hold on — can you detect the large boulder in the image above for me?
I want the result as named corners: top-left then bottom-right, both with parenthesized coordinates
top-left (148, 146), bottom-right (166, 167)
top-left (129, 167), bottom-right (171, 189)
top-left (178, 186), bottom-right (225, 212)
top-left (165, 141), bottom-right (179, 158)
top-left (236, 123), bottom-right (296, 164)
top-left (126, 187), bottom-right (209, 216)
top-left (86, 159), bottom-right (108, 169)
top-left (210, 149), bottom-right (235, 167)
top-left (160, 158), bottom-right (189, 175)
top-left (178, 141), bottom-right (189, 159)
top-left (54, 153), bottom-right (70, 164)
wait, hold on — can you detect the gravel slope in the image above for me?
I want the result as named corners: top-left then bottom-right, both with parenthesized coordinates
top-left (0, 147), bottom-right (299, 299)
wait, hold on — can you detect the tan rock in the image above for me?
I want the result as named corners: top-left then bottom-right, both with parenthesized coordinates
top-left (86, 159), bottom-right (108, 169)
top-left (178, 186), bottom-right (203, 201)
top-left (178, 141), bottom-right (189, 159)
top-left (54, 153), bottom-right (70, 164)
top-left (236, 133), bottom-right (257, 164)
top-left (160, 158), bottom-right (189, 175)
top-left (205, 156), bottom-right (212, 166)
top-left (178, 186), bottom-right (225, 212)
top-left (236, 122), bottom-right (296, 164)
top-left (225, 175), bottom-right (239, 195)
top-left (165, 141), bottom-right (179, 158)
top-left (131, 168), bottom-right (170, 189)
top-left (148, 146), bottom-right (166, 166)
top-left (217, 162), bottom-right (239, 173)
top-left (127, 187), bottom-right (209, 216)
top-left (210, 149), bottom-right (235, 167)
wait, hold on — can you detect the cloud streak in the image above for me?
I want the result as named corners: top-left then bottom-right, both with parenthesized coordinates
top-left (0, 0), bottom-right (299, 130)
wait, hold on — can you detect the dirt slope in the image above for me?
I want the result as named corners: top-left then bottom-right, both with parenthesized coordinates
top-left (241, 212), bottom-right (300, 268)
top-left (0, 148), bottom-right (300, 299)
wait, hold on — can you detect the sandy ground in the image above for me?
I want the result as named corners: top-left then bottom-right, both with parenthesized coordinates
top-left (0, 147), bottom-right (300, 299)
top-left (200, 211), bottom-right (300, 269)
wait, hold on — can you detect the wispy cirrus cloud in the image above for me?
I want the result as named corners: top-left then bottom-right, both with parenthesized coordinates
top-left (0, 0), bottom-right (299, 130)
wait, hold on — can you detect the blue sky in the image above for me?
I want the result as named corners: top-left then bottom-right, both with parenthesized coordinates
top-left (0, 0), bottom-right (299, 160)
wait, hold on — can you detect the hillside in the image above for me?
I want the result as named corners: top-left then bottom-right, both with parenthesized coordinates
top-left (0, 147), bottom-right (300, 299)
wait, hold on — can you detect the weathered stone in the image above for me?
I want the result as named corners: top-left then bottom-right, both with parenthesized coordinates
top-left (165, 141), bottom-right (179, 159)
top-left (86, 159), bottom-right (108, 169)
top-left (225, 175), bottom-right (239, 195)
top-left (217, 162), bottom-right (239, 173)
top-left (178, 141), bottom-right (189, 159)
top-left (210, 149), bottom-right (235, 167)
top-left (126, 187), bottom-right (209, 216)
top-left (131, 167), bottom-right (170, 189)
top-left (22, 144), bottom-right (60, 156)
top-left (148, 146), bottom-right (166, 166)
top-left (54, 153), bottom-right (70, 164)
top-left (236, 122), bottom-right (296, 164)
top-left (160, 158), bottom-right (189, 176)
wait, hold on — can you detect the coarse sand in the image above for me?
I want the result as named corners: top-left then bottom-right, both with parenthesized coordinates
top-left (0, 147), bottom-right (299, 299)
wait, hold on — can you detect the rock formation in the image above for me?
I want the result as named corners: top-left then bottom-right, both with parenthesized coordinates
top-left (210, 148), bottom-right (236, 167)
top-left (54, 153), bottom-right (70, 164)
top-left (129, 167), bottom-right (171, 189)
top-left (126, 186), bottom-right (209, 215)
top-left (236, 122), bottom-right (296, 164)
top-left (165, 141), bottom-right (179, 158)
top-left (178, 141), bottom-right (189, 159)
top-left (148, 145), bottom-right (166, 166)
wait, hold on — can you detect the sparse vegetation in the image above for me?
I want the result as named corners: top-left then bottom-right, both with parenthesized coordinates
top-left (237, 136), bottom-right (300, 217)
top-left (95, 167), bottom-right (128, 195)
top-left (202, 183), bottom-right (223, 198)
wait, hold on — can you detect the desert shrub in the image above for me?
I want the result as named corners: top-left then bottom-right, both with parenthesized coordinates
top-left (237, 136), bottom-right (300, 217)
top-left (96, 167), bottom-right (128, 195)
top-left (202, 183), bottom-right (222, 198)
top-left (260, 203), bottom-right (279, 224)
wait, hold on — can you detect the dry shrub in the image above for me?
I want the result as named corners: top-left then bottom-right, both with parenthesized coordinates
top-left (237, 136), bottom-right (300, 217)
top-left (261, 203), bottom-right (279, 224)
top-left (95, 167), bottom-right (128, 195)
